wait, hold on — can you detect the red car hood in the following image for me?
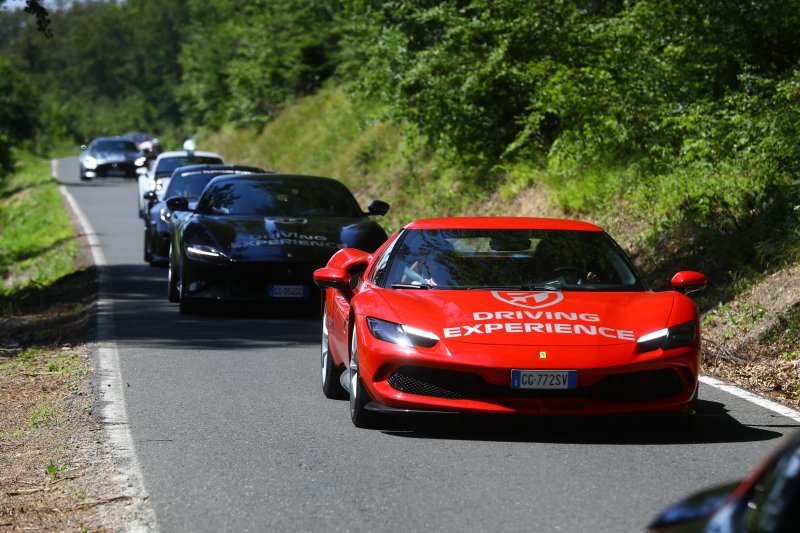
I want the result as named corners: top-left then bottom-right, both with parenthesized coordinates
top-left (374, 289), bottom-right (677, 347)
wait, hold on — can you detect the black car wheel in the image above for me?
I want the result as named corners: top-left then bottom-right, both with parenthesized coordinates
top-left (167, 246), bottom-right (179, 303)
top-left (143, 228), bottom-right (152, 263)
top-left (349, 323), bottom-right (378, 428)
top-left (178, 254), bottom-right (202, 314)
top-left (321, 309), bottom-right (347, 399)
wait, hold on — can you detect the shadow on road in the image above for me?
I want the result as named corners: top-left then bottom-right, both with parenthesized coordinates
top-left (380, 399), bottom-right (795, 445)
top-left (93, 263), bottom-right (320, 349)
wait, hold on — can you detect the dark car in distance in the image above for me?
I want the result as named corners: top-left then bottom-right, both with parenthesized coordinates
top-left (166, 173), bottom-right (390, 313)
top-left (121, 131), bottom-right (163, 159)
top-left (79, 137), bottom-right (146, 180)
top-left (143, 164), bottom-right (266, 266)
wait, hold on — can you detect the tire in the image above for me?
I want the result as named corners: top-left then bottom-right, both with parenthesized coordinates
top-left (167, 246), bottom-right (179, 303)
top-left (178, 255), bottom-right (201, 314)
top-left (143, 228), bottom-right (152, 263)
top-left (349, 322), bottom-right (378, 428)
top-left (321, 309), bottom-right (347, 399)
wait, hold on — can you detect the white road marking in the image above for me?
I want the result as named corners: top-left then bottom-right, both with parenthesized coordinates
top-left (700, 375), bottom-right (800, 423)
top-left (59, 180), bottom-right (158, 531)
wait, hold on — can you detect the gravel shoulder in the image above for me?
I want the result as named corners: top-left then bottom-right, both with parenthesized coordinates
top-left (0, 197), bottom-right (151, 531)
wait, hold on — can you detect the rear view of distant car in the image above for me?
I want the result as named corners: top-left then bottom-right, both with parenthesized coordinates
top-left (80, 137), bottom-right (147, 180)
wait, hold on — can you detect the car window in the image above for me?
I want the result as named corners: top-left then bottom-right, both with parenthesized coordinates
top-left (91, 140), bottom-right (138, 152)
top-left (155, 156), bottom-right (223, 176)
top-left (163, 174), bottom-right (217, 200)
top-left (381, 228), bottom-right (643, 290)
top-left (195, 178), bottom-right (363, 217)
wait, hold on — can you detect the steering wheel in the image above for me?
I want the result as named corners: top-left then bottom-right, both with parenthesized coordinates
top-left (551, 266), bottom-right (585, 284)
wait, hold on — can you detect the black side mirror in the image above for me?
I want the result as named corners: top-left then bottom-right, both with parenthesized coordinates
top-left (166, 196), bottom-right (190, 212)
top-left (143, 191), bottom-right (157, 201)
top-left (367, 200), bottom-right (390, 216)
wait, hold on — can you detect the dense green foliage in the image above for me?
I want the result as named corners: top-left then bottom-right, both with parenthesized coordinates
top-left (1, 0), bottom-right (799, 292)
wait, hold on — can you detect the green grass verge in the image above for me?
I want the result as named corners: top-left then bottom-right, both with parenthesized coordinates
top-left (0, 152), bottom-right (78, 309)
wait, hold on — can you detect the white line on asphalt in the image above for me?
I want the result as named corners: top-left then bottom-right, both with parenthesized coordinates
top-left (59, 181), bottom-right (158, 532)
top-left (700, 375), bottom-right (800, 423)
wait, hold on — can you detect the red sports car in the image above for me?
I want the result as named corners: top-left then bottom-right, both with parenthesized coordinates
top-left (313, 217), bottom-right (706, 428)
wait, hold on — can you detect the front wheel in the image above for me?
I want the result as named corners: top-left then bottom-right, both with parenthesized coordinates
top-left (178, 255), bottom-right (202, 314)
top-left (349, 323), bottom-right (378, 428)
top-left (167, 246), bottom-right (179, 303)
top-left (321, 309), bottom-right (346, 399)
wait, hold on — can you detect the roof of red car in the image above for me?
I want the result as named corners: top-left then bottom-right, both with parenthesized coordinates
top-left (405, 217), bottom-right (604, 232)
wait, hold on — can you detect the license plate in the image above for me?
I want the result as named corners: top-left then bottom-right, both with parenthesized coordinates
top-left (268, 284), bottom-right (308, 298)
top-left (107, 166), bottom-right (126, 176)
top-left (510, 370), bottom-right (577, 390)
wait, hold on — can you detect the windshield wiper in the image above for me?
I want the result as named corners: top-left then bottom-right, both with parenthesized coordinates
top-left (466, 284), bottom-right (559, 291)
top-left (391, 283), bottom-right (433, 290)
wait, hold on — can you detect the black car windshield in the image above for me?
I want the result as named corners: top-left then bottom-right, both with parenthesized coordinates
top-left (379, 229), bottom-right (644, 291)
top-left (156, 156), bottom-right (223, 176)
top-left (195, 177), bottom-right (363, 217)
top-left (163, 173), bottom-right (219, 200)
top-left (91, 140), bottom-right (138, 153)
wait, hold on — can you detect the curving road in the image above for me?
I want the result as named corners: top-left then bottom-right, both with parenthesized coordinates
top-left (54, 157), bottom-right (799, 532)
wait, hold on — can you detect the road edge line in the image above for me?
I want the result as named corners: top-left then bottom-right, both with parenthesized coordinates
top-left (59, 181), bottom-right (159, 532)
top-left (700, 375), bottom-right (800, 423)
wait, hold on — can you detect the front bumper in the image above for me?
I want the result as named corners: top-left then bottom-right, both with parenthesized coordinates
top-left (355, 320), bottom-right (700, 416)
top-left (92, 162), bottom-right (138, 178)
top-left (182, 255), bottom-right (322, 303)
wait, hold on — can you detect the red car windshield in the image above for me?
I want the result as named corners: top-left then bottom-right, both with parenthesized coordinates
top-left (379, 229), bottom-right (645, 291)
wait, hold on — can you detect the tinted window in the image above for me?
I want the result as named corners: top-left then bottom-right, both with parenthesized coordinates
top-left (155, 156), bottom-right (223, 176)
top-left (381, 229), bottom-right (642, 290)
top-left (196, 178), bottom-right (362, 217)
top-left (163, 173), bottom-right (218, 200)
top-left (91, 139), bottom-right (138, 152)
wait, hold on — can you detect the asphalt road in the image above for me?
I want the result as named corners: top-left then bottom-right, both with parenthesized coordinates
top-left (54, 157), bottom-right (800, 532)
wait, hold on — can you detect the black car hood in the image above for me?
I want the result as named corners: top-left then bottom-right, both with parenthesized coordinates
top-left (195, 215), bottom-right (385, 261)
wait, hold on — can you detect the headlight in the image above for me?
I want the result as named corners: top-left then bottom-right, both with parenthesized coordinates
top-left (366, 317), bottom-right (439, 348)
top-left (155, 179), bottom-right (164, 191)
top-left (636, 321), bottom-right (697, 352)
top-left (134, 156), bottom-right (147, 167)
top-left (83, 156), bottom-right (98, 170)
top-left (185, 243), bottom-right (229, 261)
top-left (147, 178), bottom-right (156, 191)
top-left (159, 207), bottom-right (171, 223)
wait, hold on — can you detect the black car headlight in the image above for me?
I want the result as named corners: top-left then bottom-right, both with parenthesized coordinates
top-left (83, 156), bottom-right (98, 170)
top-left (636, 321), bottom-right (697, 352)
top-left (185, 243), bottom-right (230, 262)
top-left (366, 317), bottom-right (439, 348)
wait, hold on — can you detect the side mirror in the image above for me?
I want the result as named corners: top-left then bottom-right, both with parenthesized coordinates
top-left (143, 191), bottom-right (157, 201)
top-left (166, 196), bottom-right (190, 212)
top-left (136, 166), bottom-right (148, 176)
top-left (367, 200), bottom-right (390, 216)
top-left (671, 271), bottom-right (706, 294)
top-left (80, 144), bottom-right (87, 151)
top-left (313, 267), bottom-right (353, 299)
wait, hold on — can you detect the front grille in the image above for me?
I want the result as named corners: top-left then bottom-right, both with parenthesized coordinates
top-left (387, 366), bottom-right (686, 402)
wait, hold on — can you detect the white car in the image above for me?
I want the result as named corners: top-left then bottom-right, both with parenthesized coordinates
top-left (137, 149), bottom-right (224, 218)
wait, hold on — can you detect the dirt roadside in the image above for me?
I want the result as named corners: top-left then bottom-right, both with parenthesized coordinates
top-left (1, 212), bottom-right (151, 531)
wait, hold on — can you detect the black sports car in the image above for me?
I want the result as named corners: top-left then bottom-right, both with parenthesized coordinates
top-left (650, 430), bottom-right (800, 532)
top-left (143, 164), bottom-right (266, 266)
top-left (79, 137), bottom-right (147, 180)
top-left (166, 173), bottom-right (389, 313)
